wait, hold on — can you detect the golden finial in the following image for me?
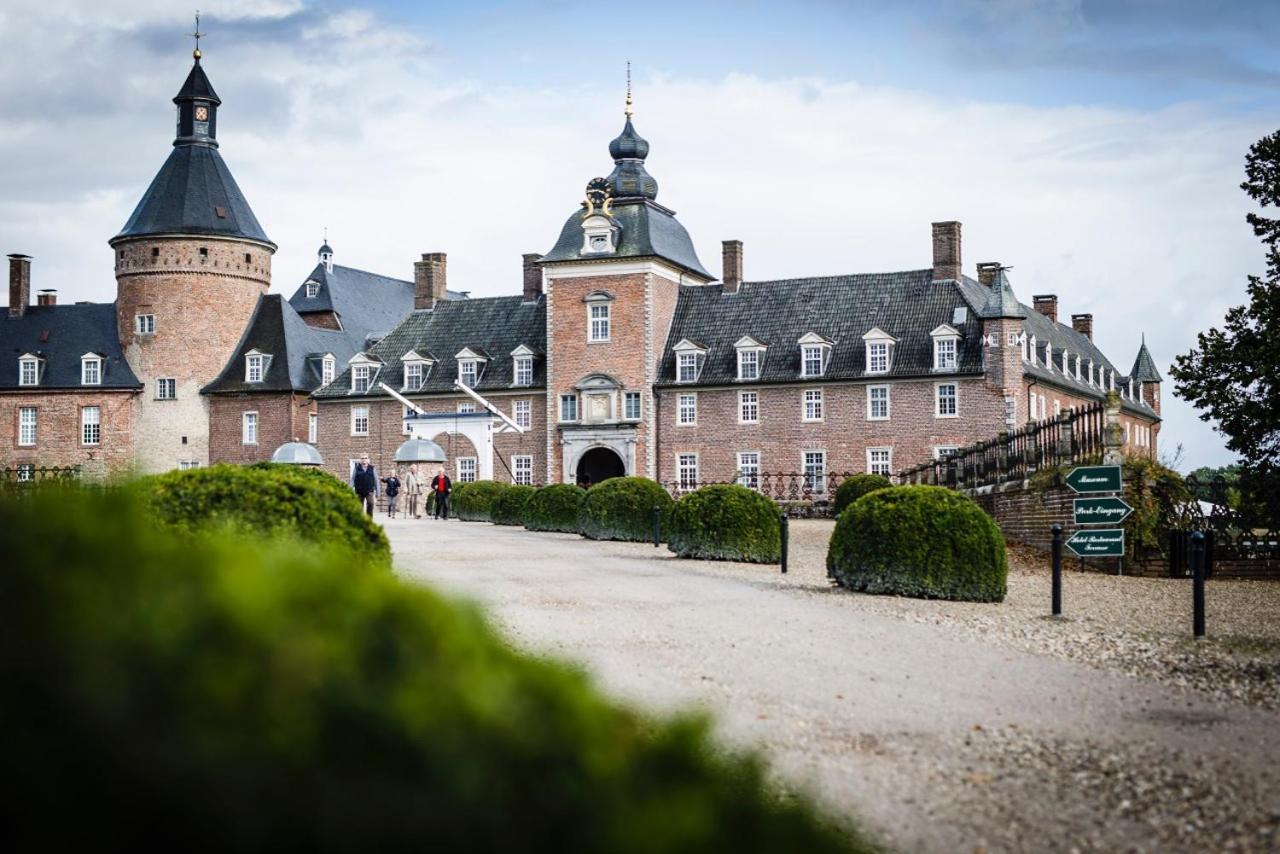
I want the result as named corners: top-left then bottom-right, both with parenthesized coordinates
top-left (189, 11), bottom-right (206, 61)
top-left (624, 61), bottom-right (633, 118)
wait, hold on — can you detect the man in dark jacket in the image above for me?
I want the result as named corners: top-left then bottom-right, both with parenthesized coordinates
top-left (430, 467), bottom-right (452, 519)
top-left (352, 454), bottom-right (378, 517)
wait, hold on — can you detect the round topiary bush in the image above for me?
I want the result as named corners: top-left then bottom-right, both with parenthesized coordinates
top-left (577, 477), bottom-right (674, 542)
top-left (453, 480), bottom-right (510, 522)
top-left (667, 484), bottom-right (782, 563)
top-left (133, 463), bottom-right (389, 564)
top-left (832, 473), bottom-right (893, 516)
top-left (0, 486), bottom-right (866, 853)
top-left (490, 484), bottom-right (535, 526)
top-left (524, 483), bottom-right (586, 533)
top-left (826, 485), bottom-right (1007, 602)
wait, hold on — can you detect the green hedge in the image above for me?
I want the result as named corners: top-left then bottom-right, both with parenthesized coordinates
top-left (453, 480), bottom-right (510, 522)
top-left (524, 483), bottom-right (587, 533)
top-left (667, 484), bottom-right (781, 563)
top-left (833, 474), bottom-right (893, 516)
top-left (0, 487), bottom-right (866, 852)
top-left (577, 477), bottom-right (674, 542)
top-left (826, 485), bottom-right (1007, 602)
top-left (491, 484), bottom-right (535, 526)
top-left (133, 463), bottom-right (389, 563)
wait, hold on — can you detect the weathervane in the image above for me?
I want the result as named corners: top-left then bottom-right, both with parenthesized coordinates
top-left (189, 11), bottom-right (206, 61)
top-left (624, 61), bottom-right (633, 118)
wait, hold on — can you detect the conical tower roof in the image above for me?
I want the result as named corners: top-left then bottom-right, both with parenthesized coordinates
top-left (1129, 337), bottom-right (1162, 382)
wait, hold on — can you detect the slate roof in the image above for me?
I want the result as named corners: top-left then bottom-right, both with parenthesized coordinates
top-left (540, 199), bottom-right (712, 279)
top-left (0, 302), bottom-right (140, 391)
top-left (287, 263), bottom-right (465, 335)
top-left (176, 60), bottom-right (220, 104)
top-left (1130, 339), bottom-right (1163, 383)
top-left (314, 296), bottom-right (547, 399)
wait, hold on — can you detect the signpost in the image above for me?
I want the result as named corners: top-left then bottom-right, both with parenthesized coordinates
top-left (1064, 528), bottom-right (1125, 557)
top-left (1072, 496), bottom-right (1133, 526)
top-left (1064, 465), bottom-right (1122, 494)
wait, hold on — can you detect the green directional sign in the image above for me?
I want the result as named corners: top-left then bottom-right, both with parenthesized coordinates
top-left (1065, 464), bottom-right (1122, 494)
top-left (1065, 528), bottom-right (1125, 557)
top-left (1073, 497), bottom-right (1133, 526)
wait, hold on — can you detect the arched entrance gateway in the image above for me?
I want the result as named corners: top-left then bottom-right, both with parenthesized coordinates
top-left (576, 446), bottom-right (625, 487)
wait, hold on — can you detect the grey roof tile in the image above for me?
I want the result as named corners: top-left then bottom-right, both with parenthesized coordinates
top-left (0, 302), bottom-right (141, 390)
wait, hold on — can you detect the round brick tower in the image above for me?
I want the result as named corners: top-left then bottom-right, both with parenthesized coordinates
top-left (111, 48), bottom-right (275, 473)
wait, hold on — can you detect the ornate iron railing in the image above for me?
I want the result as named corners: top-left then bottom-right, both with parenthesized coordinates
top-left (2, 464), bottom-right (82, 487)
top-left (660, 471), bottom-right (865, 502)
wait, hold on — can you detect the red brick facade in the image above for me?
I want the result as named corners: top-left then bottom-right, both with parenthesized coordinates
top-left (208, 392), bottom-right (314, 465)
top-left (0, 390), bottom-right (137, 479)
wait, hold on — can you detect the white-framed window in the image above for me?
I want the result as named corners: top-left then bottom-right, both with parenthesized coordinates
top-left (245, 353), bottom-right (265, 383)
top-left (350, 405), bottom-right (369, 437)
top-left (588, 303), bottom-right (611, 342)
top-left (457, 457), bottom-right (477, 483)
top-left (402, 405), bottom-right (415, 435)
top-left (157, 378), bottom-right (176, 400)
top-left (678, 393), bottom-right (697, 425)
top-left (739, 390), bottom-right (759, 424)
top-left (803, 450), bottom-right (827, 493)
top-left (1038, 393), bottom-right (1046, 420)
top-left (803, 388), bottom-right (824, 422)
top-left (866, 341), bottom-right (889, 374)
top-left (18, 406), bottom-right (36, 446)
top-left (1054, 399), bottom-right (1062, 416)
top-left (559, 394), bottom-right (579, 422)
top-left (513, 455), bottom-right (533, 485)
top-left (79, 405), bottom-right (101, 446)
top-left (867, 384), bottom-right (890, 420)
top-left (241, 410), bottom-right (257, 445)
top-left (458, 360), bottom-right (479, 388)
top-left (403, 361), bottom-right (425, 391)
top-left (801, 345), bottom-right (826, 378)
top-left (135, 314), bottom-right (156, 334)
top-left (16, 462), bottom-right (34, 482)
top-left (322, 356), bottom-right (336, 386)
top-left (677, 352), bottom-right (700, 383)
top-left (514, 356), bottom-right (533, 386)
top-left (305, 281), bottom-right (319, 298)
top-left (514, 399), bottom-right (531, 429)
top-left (352, 364), bottom-right (373, 393)
top-left (308, 412), bottom-right (318, 443)
top-left (623, 391), bottom-right (641, 421)
top-left (457, 402), bottom-right (477, 414)
top-left (935, 382), bottom-right (958, 418)
top-left (81, 356), bottom-right (102, 385)
top-left (934, 446), bottom-right (960, 460)
top-left (737, 451), bottom-right (760, 489)
top-left (1125, 422), bottom-right (1132, 446)
top-left (178, 460), bottom-right (201, 471)
top-left (677, 453), bottom-right (699, 490)
top-left (18, 355), bottom-right (38, 387)
top-left (738, 349), bottom-right (760, 381)
top-left (933, 337), bottom-right (958, 371)
top-left (867, 447), bottom-right (892, 476)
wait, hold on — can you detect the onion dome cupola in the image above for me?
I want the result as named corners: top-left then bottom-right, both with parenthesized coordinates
top-left (606, 116), bottom-right (658, 201)
top-left (110, 44), bottom-right (274, 250)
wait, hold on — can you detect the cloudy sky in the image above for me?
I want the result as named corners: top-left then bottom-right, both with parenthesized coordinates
top-left (2, 0), bottom-right (1277, 470)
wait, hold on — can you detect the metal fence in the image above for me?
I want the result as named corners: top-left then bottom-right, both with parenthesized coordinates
top-left (1170, 473), bottom-right (1280, 570)
top-left (898, 401), bottom-right (1107, 490)
top-left (2, 464), bottom-right (82, 487)
top-left (661, 471), bottom-right (865, 503)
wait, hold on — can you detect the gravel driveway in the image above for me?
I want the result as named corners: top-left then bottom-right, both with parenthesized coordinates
top-left (386, 515), bottom-right (1280, 853)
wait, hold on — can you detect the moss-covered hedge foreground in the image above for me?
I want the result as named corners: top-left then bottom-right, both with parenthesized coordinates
top-left (827, 485), bottom-right (1007, 602)
top-left (0, 487), bottom-right (865, 853)
top-left (668, 484), bottom-right (781, 563)
top-left (134, 463), bottom-right (389, 563)
top-left (524, 483), bottom-right (587, 533)
top-left (490, 484), bottom-right (535, 526)
top-left (833, 474), bottom-right (893, 516)
top-left (453, 480), bottom-right (511, 522)
top-left (577, 477), bottom-right (674, 542)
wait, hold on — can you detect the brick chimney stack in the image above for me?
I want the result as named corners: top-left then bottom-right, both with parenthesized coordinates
top-left (976, 261), bottom-right (1001, 287)
top-left (36, 289), bottom-right (57, 307)
top-left (1033, 294), bottom-right (1058, 324)
top-left (522, 253), bottom-right (543, 301)
top-left (413, 252), bottom-right (447, 311)
top-left (1071, 313), bottom-right (1093, 341)
top-left (931, 221), bottom-right (962, 281)
top-left (8, 254), bottom-right (31, 317)
top-left (722, 240), bottom-right (743, 294)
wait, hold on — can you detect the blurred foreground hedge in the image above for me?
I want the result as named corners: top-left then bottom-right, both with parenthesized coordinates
top-left (0, 486), bottom-right (866, 853)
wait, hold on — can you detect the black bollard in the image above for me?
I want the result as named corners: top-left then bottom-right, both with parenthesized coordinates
top-left (780, 512), bottom-right (789, 574)
top-left (1050, 523), bottom-right (1063, 616)
top-left (1191, 530), bottom-right (1206, 638)
top-left (652, 505), bottom-right (661, 548)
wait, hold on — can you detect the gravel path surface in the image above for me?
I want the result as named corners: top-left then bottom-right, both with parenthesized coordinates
top-left (385, 516), bottom-right (1280, 853)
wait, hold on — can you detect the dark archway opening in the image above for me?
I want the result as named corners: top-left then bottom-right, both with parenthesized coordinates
top-left (576, 447), bottom-right (625, 487)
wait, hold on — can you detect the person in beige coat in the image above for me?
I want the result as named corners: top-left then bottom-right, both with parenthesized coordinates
top-left (404, 464), bottom-right (425, 519)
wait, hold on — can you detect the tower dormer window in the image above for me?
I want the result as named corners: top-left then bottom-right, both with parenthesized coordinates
top-left (862, 328), bottom-right (894, 375)
top-left (930, 325), bottom-right (960, 372)
top-left (580, 211), bottom-right (620, 256)
top-left (305, 281), bottom-right (319, 299)
top-left (321, 355), bottom-right (336, 386)
top-left (18, 354), bottom-right (40, 387)
top-left (81, 354), bottom-right (102, 386)
top-left (245, 352), bottom-right (267, 383)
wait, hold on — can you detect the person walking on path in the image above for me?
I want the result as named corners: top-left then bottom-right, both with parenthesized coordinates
top-left (404, 464), bottom-right (424, 519)
top-left (352, 455), bottom-right (378, 517)
top-left (430, 467), bottom-right (452, 520)
top-left (382, 469), bottom-right (403, 519)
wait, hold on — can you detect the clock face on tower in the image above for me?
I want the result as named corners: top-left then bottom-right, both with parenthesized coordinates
top-left (194, 106), bottom-right (208, 121)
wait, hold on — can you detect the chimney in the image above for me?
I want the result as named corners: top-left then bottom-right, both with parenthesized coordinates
top-left (976, 261), bottom-right (1001, 287)
top-left (36, 289), bottom-right (57, 307)
top-left (9, 254), bottom-right (31, 317)
top-left (522, 253), bottom-right (543, 301)
top-left (1032, 294), bottom-right (1058, 324)
top-left (1071, 313), bottom-right (1093, 341)
top-left (931, 221), bottom-right (962, 281)
top-left (721, 239), bottom-right (743, 294)
top-left (413, 252), bottom-right (447, 311)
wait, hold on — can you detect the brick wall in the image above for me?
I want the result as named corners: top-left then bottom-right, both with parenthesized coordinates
top-left (208, 392), bottom-right (313, 465)
top-left (0, 390), bottom-right (136, 479)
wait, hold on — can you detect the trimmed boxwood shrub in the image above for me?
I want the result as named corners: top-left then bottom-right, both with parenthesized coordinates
top-left (524, 483), bottom-right (587, 533)
top-left (133, 463), bottom-right (389, 563)
top-left (833, 474), bottom-right (893, 516)
top-left (491, 484), bottom-right (535, 526)
top-left (578, 477), bottom-right (675, 542)
top-left (667, 484), bottom-right (782, 563)
top-left (827, 485), bottom-right (1007, 602)
top-left (453, 480), bottom-right (510, 522)
top-left (0, 486), bottom-right (866, 853)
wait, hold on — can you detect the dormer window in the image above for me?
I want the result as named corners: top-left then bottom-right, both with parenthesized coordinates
top-left (673, 339), bottom-right (707, 384)
top-left (401, 350), bottom-right (435, 391)
top-left (1045, 343), bottom-right (1053, 372)
top-left (305, 281), bottom-right (319, 299)
top-left (581, 213), bottom-right (619, 255)
top-left (862, 328), bottom-right (894, 375)
top-left (735, 336), bottom-right (766, 381)
top-left (245, 351), bottom-right (267, 383)
top-left (349, 353), bottom-right (381, 394)
top-left (18, 354), bottom-right (40, 387)
top-left (1074, 355), bottom-right (1082, 381)
top-left (798, 332), bottom-right (833, 378)
top-left (511, 345), bottom-right (536, 387)
top-left (81, 354), bottom-right (102, 386)
top-left (321, 355), bottom-right (336, 386)
top-left (454, 348), bottom-right (489, 389)
top-left (930, 325), bottom-right (960, 372)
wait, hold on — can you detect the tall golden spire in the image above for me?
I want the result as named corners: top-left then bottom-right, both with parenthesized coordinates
top-left (189, 10), bottom-right (206, 61)
top-left (624, 61), bottom-right (633, 118)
